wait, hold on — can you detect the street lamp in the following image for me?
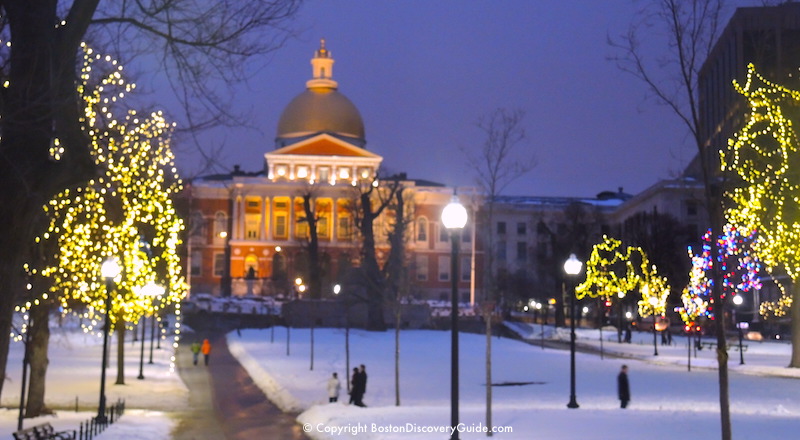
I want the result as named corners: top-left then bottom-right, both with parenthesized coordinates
top-left (137, 282), bottom-right (165, 379)
top-left (733, 294), bottom-right (745, 365)
top-left (563, 253), bottom-right (582, 409)
top-left (647, 292), bottom-right (659, 356)
top-left (97, 257), bottom-right (121, 423)
top-left (441, 195), bottom-right (467, 440)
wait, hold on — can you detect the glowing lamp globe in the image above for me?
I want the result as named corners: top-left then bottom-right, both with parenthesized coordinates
top-left (563, 253), bottom-right (582, 275)
top-left (733, 295), bottom-right (744, 306)
top-left (441, 197), bottom-right (468, 230)
top-left (101, 258), bottom-right (122, 279)
top-left (141, 281), bottom-right (165, 298)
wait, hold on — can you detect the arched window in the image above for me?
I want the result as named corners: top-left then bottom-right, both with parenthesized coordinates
top-left (214, 211), bottom-right (228, 238)
top-left (416, 217), bottom-right (428, 242)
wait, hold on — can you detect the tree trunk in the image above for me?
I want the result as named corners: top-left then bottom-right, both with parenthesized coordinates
top-left (302, 194), bottom-right (322, 299)
top-left (358, 193), bottom-right (386, 331)
top-left (115, 321), bottom-right (126, 385)
top-left (25, 304), bottom-right (52, 417)
top-left (394, 309), bottom-right (401, 406)
top-left (484, 307), bottom-right (493, 436)
top-left (790, 281), bottom-right (800, 368)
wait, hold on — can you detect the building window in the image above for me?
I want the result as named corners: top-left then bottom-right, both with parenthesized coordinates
top-left (461, 225), bottom-right (471, 243)
top-left (337, 215), bottom-right (352, 239)
top-left (686, 200), bottom-right (698, 216)
top-left (517, 222), bottom-right (527, 235)
top-left (416, 255), bottom-right (429, 281)
top-left (296, 165), bottom-right (309, 179)
top-left (517, 242), bottom-right (527, 262)
top-left (461, 256), bottom-right (471, 282)
top-left (275, 215), bottom-right (287, 238)
top-left (496, 240), bottom-right (507, 261)
top-left (318, 167), bottom-right (330, 183)
top-left (214, 212), bottom-right (227, 238)
top-left (245, 197), bottom-right (261, 239)
top-left (439, 224), bottom-right (449, 243)
top-left (438, 256), bottom-right (450, 281)
top-left (497, 221), bottom-right (506, 234)
top-left (190, 250), bottom-right (202, 276)
top-left (274, 198), bottom-right (289, 239)
top-left (417, 217), bottom-right (428, 242)
top-left (213, 253), bottom-right (226, 277)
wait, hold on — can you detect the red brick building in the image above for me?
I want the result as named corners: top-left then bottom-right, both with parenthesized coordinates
top-left (182, 40), bottom-right (481, 303)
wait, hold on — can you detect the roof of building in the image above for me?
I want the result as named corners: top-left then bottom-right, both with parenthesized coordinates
top-left (276, 40), bottom-right (365, 144)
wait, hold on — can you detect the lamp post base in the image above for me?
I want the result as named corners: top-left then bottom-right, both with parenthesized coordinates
top-left (567, 398), bottom-right (580, 409)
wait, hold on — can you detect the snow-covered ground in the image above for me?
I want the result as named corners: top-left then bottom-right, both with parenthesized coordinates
top-left (228, 324), bottom-right (800, 440)
top-left (0, 316), bottom-right (184, 439)
top-left (1, 315), bottom-right (799, 439)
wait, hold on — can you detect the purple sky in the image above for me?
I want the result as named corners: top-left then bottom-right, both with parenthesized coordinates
top-left (170, 1), bottom-right (748, 198)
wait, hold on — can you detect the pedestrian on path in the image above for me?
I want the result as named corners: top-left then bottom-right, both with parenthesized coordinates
top-left (201, 338), bottom-right (211, 366)
top-left (191, 341), bottom-right (201, 365)
top-left (617, 364), bottom-right (630, 409)
top-left (327, 372), bottom-right (341, 403)
top-left (348, 367), bottom-right (360, 405)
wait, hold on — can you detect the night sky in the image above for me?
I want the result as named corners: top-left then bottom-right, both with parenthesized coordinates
top-left (168, 0), bottom-right (751, 198)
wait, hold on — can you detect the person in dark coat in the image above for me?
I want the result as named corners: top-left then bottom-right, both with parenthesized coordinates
top-left (349, 367), bottom-right (360, 405)
top-left (358, 364), bottom-right (367, 407)
top-left (617, 364), bottom-right (630, 408)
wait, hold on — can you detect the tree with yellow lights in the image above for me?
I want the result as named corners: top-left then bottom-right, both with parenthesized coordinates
top-left (31, 46), bottom-right (185, 388)
top-left (721, 63), bottom-right (800, 367)
top-left (577, 235), bottom-right (670, 343)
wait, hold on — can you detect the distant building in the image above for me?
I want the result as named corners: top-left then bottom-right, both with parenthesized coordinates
top-left (183, 40), bottom-right (479, 302)
top-left (689, 2), bottom-right (800, 177)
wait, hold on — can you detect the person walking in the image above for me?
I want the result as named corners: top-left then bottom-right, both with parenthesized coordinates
top-left (327, 372), bottom-right (341, 403)
top-left (356, 364), bottom-right (368, 407)
top-left (617, 364), bottom-right (630, 409)
top-left (348, 367), bottom-right (360, 405)
top-left (190, 341), bottom-right (201, 365)
top-left (201, 338), bottom-right (211, 366)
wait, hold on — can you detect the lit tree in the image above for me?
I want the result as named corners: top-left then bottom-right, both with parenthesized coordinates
top-left (677, 226), bottom-right (762, 337)
top-left (721, 64), bottom-right (800, 366)
top-left (576, 236), bottom-right (643, 342)
top-left (28, 46), bottom-right (185, 386)
top-left (0, 0), bottom-right (300, 401)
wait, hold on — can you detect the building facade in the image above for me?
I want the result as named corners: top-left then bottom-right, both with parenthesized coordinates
top-left (183, 41), bottom-right (480, 302)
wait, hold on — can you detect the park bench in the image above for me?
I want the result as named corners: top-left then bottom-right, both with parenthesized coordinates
top-left (12, 422), bottom-right (76, 440)
top-left (698, 341), bottom-right (748, 352)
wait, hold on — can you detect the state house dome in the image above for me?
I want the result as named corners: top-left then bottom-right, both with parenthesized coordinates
top-left (276, 40), bottom-right (365, 145)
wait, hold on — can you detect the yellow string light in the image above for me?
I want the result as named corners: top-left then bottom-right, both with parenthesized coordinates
top-left (722, 63), bottom-right (800, 317)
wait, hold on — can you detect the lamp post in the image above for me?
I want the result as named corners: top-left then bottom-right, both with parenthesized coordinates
top-left (647, 292), bottom-right (659, 356)
top-left (733, 294), bottom-right (745, 365)
top-left (137, 282), bottom-right (165, 379)
top-left (97, 258), bottom-right (121, 423)
top-left (564, 253), bottom-right (582, 409)
top-left (441, 195), bottom-right (467, 440)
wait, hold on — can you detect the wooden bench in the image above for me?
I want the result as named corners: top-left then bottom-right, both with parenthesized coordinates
top-left (13, 423), bottom-right (76, 440)
top-left (697, 341), bottom-right (748, 352)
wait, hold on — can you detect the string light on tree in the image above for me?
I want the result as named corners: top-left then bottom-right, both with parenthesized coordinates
top-left (721, 64), bottom-right (800, 320)
top-left (27, 45), bottom-right (186, 353)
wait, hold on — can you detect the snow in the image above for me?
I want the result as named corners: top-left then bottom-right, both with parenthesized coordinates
top-left (0, 316), bottom-right (184, 438)
top-left (227, 324), bottom-right (800, 440)
top-left (1, 314), bottom-right (799, 439)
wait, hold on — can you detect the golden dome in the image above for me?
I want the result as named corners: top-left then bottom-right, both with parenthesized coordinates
top-left (276, 39), bottom-right (365, 142)
top-left (276, 87), bottom-right (365, 140)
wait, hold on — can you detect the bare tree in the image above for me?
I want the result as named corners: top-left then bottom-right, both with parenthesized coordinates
top-left (0, 0), bottom-right (301, 400)
top-left (383, 185), bottom-right (412, 406)
top-left (462, 107), bottom-right (534, 435)
top-left (609, 1), bottom-right (732, 438)
top-left (351, 173), bottom-right (401, 331)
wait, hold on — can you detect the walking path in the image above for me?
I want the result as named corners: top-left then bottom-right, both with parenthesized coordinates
top-left (172, 333), bottom-right (307, 440)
